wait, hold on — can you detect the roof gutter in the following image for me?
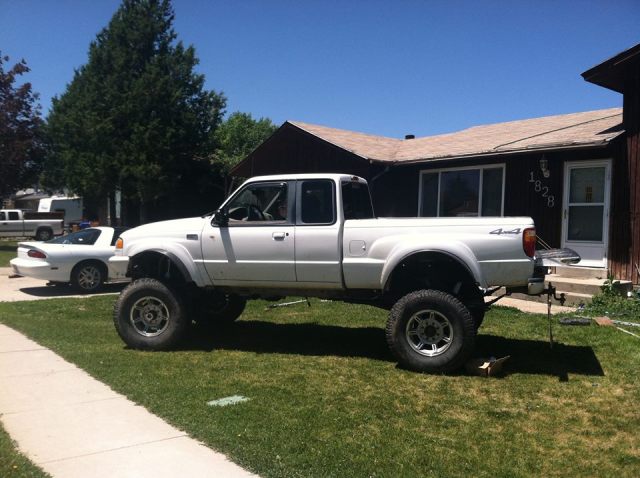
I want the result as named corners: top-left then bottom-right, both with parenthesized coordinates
top-left (392, 140), bottom-right (619, 167)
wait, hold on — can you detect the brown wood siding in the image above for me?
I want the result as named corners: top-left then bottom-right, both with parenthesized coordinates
top-left (234, 124), bottom-right (371, 179)
top-left (609, 68), bottom-right (640, 283)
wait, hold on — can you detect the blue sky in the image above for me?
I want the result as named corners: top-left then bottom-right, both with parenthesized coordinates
top-left (1, 0), bottom-right (639, 138)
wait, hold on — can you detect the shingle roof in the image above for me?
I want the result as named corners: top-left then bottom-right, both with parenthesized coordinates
top-left (288, 108), bottom-right (623, 164)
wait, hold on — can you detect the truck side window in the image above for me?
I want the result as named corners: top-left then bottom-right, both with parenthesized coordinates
top-left (300, 180), bottom-right (334, 224)
top-left (8, 211), bottom-right (19, 220)
top-left (0, 212), bottom-right (5, 221)
top-left (226, 183), bottom-right (288, 223)
top-left (342, 181), bottom-right (374, 219)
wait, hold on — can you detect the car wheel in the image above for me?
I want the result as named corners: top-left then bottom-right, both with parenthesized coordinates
top-left (35, 228), bottom-right (53, 241)
top-left (386, 289), bottom-right (476, 373)
top-left (193, 291), bottom-right (246, 327)
top-left (71, 261), bottom-right (106, 293)
top-left (113, 278), bottom-right (190, 350)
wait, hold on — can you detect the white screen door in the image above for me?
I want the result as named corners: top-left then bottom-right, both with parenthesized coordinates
top-left (561, 160), bottom-right (611, 267)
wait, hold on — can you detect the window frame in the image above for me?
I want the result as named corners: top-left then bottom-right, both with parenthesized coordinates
top-left (295, 179), bottom-right (337, 226)
top-left (418, 164), bottom-right (506, 217)
top-left (222, 180), bottom-right (296, 227)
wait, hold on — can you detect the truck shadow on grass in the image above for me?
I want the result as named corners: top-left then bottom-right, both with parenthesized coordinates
top-left (183, 320), bottom-right (603, 380)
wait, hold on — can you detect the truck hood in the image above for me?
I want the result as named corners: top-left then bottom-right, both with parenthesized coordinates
top-left (121, 217), bottom-right (205, 240)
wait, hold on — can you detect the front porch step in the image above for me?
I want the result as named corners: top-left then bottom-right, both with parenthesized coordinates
top-left (490, 275), bottom-right (633, 308)
top-left (552, 266), bottom-right (608, 280)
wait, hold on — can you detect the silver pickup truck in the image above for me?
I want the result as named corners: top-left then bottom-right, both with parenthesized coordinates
top-left (110, 174), bottom-right (551, 373)
top-left (0, 209), bottom-right (64, 241)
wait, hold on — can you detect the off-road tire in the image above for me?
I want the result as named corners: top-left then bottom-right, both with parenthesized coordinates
top-left (113, 278), bottom-right (190, 350)
top-left (386, 289), bottom-right (476, 373)
top-left (71, 261), bottom-right (106, 293)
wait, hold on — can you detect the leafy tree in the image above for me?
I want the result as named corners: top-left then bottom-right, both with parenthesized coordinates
top-left (213, 112), bottom-right (277, 174)
top-left (45, 0), bottom-right (225, 224)
top-left (0, 53), bottom-right (44, 199)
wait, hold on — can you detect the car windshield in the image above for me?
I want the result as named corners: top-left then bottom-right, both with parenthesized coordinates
top-left (47, 228), bottom-right (102, 245)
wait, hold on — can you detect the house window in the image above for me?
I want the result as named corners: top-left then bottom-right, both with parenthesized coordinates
top-left (419, 165), bottom-right (505, 217)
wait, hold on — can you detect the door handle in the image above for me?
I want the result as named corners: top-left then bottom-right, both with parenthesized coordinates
top-left (272, 232), bottom-right (287, 240)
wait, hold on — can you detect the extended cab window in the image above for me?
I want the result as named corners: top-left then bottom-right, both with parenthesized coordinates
top-left (8, 211), bottom-right (19, 220)
top-left (342, 181), bottom-right (374, 219)
top-left (0, 212), bottom-right (5, 220)
top-left (300, 180), bottom-right (334, 224)
top-left (226, 182), bottom-right (288, 223)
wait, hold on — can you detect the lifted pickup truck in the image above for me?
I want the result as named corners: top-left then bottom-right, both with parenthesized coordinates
top-left (110, 174), bottom-right (549, 373)
top-left (0, 209), bottom-right (64, 241)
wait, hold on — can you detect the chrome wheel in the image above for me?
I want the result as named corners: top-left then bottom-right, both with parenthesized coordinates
top-left (77, 265), bottom-right (101, 290)
top-left (130, 296), bottom-right (170, 337)
top-left (405, 309), bottom-right (453, 357)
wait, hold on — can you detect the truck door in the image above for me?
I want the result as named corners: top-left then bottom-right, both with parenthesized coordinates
top-left (0, 211), bottom-right (22, 237)
top-left (294, 179), bottom-right (343, 286)
top-left (201, 181), bottom-right (296, 285)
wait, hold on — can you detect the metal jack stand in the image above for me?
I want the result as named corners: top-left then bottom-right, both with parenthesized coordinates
top-left (546, 282), bottom-right (566, 349)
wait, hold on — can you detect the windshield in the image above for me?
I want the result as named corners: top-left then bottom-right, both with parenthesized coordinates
top-left (47, 228), bottom-right (102, 245)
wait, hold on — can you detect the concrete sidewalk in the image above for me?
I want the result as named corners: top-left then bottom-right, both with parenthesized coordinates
top-left (0, 324), bottom-right (258, 478)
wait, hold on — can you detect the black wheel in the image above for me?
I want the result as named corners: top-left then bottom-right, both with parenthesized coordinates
top-left (193, 291), bottom-right (246, 326)
top-left (35, 228), bottom-right (53, 241)
top-left (386, 289), bottom-right (476, 373)
top-left (113, 278), bottom-right (190, 350)
top-left (71, 261), bottom-right (106, 293)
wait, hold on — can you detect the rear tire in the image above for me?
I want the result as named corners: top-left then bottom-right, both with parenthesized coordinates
top-left (386, 289), bottom-right (476, 373)
top-left (113, 278), bottom-right (190, 350)
top-left (35, 228), bottom-right (53, 241)
top-left (71, 261), bottom-right (106, 293)
top-left (192, 291), bottom-right (246, 327)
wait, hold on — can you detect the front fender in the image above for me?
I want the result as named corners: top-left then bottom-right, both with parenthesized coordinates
top-left (125, 240), bottom-right (209, 287)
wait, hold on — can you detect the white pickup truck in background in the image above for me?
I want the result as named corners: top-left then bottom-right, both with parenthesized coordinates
top-left (0, 209), bottom-right (64, 241)
top-left (109, 173), bottom-right (561, 373)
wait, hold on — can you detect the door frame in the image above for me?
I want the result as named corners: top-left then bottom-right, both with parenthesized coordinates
top-left (561, 159), bottom-right (612, 268)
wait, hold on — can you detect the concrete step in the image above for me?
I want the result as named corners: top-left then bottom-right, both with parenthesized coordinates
top-left (553, 265), bottom-right (608, 280)
top-left (545, 275), bottom-right (633, 296)
top-left (507, 290), bottom-right (593, 307)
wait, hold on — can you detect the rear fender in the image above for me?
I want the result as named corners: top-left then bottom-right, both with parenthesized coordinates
top-left (380, 241), bottom-right (486, 291)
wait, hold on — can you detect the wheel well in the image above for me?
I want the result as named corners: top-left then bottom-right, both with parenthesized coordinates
top-left (35, 226), bottom-right (52, 236)
top-left (128, 250), bottom-right (191, 287)
top-left (385, 252), bottom-right (483, 305)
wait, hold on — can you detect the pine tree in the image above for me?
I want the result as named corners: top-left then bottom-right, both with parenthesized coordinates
top-left (46, 0), bottom-right (225, 224)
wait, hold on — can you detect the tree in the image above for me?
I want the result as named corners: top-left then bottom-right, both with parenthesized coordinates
top-left (0, 53), bottom-right (44, 199)
top-left (45, 0), bottom-right (225, 224)
top-left (213, 112), bottom-right (277, 174)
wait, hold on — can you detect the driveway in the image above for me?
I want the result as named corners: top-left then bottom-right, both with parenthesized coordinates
top-left (0, 267), bottom-right (126, 302)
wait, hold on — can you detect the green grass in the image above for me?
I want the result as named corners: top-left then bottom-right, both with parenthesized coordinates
top-left (1, 297), bottom-right (639, 477)
top-left (0, 423), bottom-right (49, 477)
top-left (0, 240), bottom-right (18, 267)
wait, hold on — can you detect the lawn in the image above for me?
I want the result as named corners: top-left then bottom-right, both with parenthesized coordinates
top-left (0, 423), bottom-right (49, 477)
top-left (0, 240), bottom-right (18, 267)
top-left (1, 296), bottom-right (639, 477)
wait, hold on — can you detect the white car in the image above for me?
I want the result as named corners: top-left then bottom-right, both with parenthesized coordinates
top-left (10, 227), bottom-right (128, 293)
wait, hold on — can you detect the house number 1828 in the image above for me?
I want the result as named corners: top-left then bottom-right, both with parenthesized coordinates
top-left (528, 172), bottom-right (555, 208)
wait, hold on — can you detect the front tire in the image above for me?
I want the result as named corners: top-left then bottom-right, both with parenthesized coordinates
top-left (386, 289), bottom-right (476, 373)
top-left (113, 278), bottom-right (190, 350)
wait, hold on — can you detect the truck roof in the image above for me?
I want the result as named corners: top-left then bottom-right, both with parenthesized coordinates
top-left (243, 173), bottom-right (367, 183)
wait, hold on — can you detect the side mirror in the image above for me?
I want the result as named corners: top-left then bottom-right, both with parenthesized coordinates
top-left (212, 209), bottom-right (228, 227)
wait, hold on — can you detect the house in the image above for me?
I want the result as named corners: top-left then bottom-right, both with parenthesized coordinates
top-left (231, 43), bottom-right (640, 284)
